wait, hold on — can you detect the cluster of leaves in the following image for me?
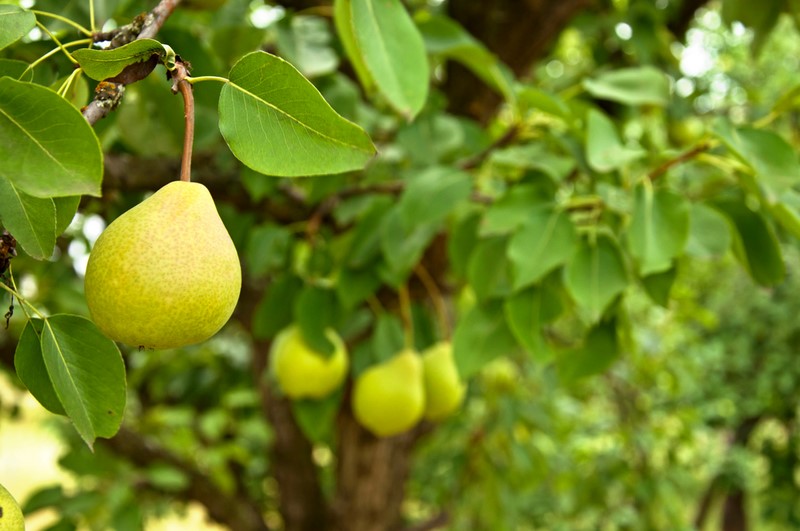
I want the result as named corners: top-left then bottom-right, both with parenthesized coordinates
top-left (2, 0), bottom-right (800, 528)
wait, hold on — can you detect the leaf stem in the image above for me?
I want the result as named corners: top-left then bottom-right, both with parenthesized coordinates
top-left (35, 21), bottom-right (79, 64)
top-left (0, 278), bottom-right (45, 321)
top-left (31, 10), bottom-right (93, 36)
top-left (57, 67), bottom-right (84, 98)
top-left (185, 75), bottom-right (230, 85)
top-left (89, 0), bottom-right (97, 33)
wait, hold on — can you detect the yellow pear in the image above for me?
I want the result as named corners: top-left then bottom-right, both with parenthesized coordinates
top-left (352, 349), bottom-right (425, 437)
top-left (0, 482), bottom-right (24, 531)
top-left (84, 181), bottom-right (241, 349)
top-left (422, 341), bottom-right (466, 421)
top-left (270, 325), bottom-right (348, 399)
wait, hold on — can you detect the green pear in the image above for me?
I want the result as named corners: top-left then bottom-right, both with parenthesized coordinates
top-left (84, 181), bottom-right (241, 349)
top-left (0, 482), bottom-right (24, 531)
top-left (352, 349), bottom-right (425, 437)
top-left (422, 341), bottom-right (466, 421)
top-left (270, 325), bottom-right (348, 399)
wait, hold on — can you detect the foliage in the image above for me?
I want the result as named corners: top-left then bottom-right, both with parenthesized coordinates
top-left (0, 0), bottom-right (799, 529)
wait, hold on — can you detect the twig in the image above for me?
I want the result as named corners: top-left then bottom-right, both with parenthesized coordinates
top-left (82, 0), bottom-right (182, 125)
top-left (457, 125), bottom-right (520, 170)
top-left (647, 142), bottom-right (711, 181)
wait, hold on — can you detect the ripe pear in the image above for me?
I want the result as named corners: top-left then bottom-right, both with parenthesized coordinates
top-left (422, 341), bottom-right (466, 421)
top-left (0, 482), bottom-right (24, 531)
top-left (270, 325), bottom-right (348, 399)
top-left (352, 349), bottom-right (425, 437)
top-left (84, 181), bottom-right (241, 349)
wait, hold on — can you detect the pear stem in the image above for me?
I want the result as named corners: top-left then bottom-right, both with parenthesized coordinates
top-left (398, 284), bottom-right (414, 349)
top-left (172, 61), bottom-right (194, 183)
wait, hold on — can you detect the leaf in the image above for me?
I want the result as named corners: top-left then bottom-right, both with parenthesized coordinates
top-left (558, 319), bottom-right (619, 383)
top-left (40, 315), bottom-right (126, 448)
top-left (371, 313), bottom-right (405, 363)
top-left (72, 39), bottom-right (165, 81)
top-left (722, 0), bottom-right (782, 54)
top-left (490, 143), bottom-right (575, 181)
top-left (771, 189), bottom-right (800, 239)
top-left (453, 301), bottom-right (519, 378)
top-left (252, 275), bottom-right (303, 340)
top-left (54, 196), bottom-right (80, 235)
top-left (218, 51), bottom-right (376, 177)
top-left (0, 58), bottom-right (32, 80)
top-left (0, 77), bottom-right (103, 198)
top-left (713, 197), bottom-right (785, 286)
top-left (467, 236), bottom-right (513, 300)
top-left (0, 177), bottom-right (55, 259)
top-left (291, 392), bottom-right (342, 444)
top-left (503, 281), bottom-right (563, 362)
top-left (480, 184), bottom-right (550, 236)
top-left (244, 223), bottom-right (291, 279)
top-left (686, 202), bottom-right (731, 258)
top-left (507, 206), bottom-right (578, 289)
top-left (417, 14), bottom-right (514, 102)
top-left (293, 285), bottom-right (337, 355)
top-left (564, 233), bottom-right (628, 323)
top-left (641, 266), bottom-right (677, 308)
top-left (585, 109), bottom-right (645, 173)
top-left (379, 206), bottom-right (438, 285)
top-left (627, 184), bottom-right (689, 275)
top-left (275, 15), bottom-right (339, 78)
top-left (583, 67), bottom-right (669, 106)
top-left (713, 121), bottom-right (800, 200)
top-left (336, 0), bottom-right (429, 117)
top-left (398, 166), bottom-right (472, 227)
top-left (0, 5), bottom-right (35, 51)
top-left (15, 319), bottom-right (65, 415)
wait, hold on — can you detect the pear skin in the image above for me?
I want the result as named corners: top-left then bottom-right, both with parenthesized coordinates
top-left (84, 181), bottom-right (241, 349)
top-left (422, 341), bottom-right (466, 421)
top-left (0, 482), bottom-right (24, 531)
top-left (270, 325), bottom-right (348, 399)
top-left (352, 349), bottom-right (425, 437)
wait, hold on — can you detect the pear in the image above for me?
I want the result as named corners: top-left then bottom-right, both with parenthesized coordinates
top-left (352, 349), bottom-right (425, 437)
top-left (0, 482), bottom-right (24, 531)
top-left (421, 341), bottom-right (466, 421)
top-left (270, 325), bottom-right (348, 399)
top-left (84, 181), bottom-right (241, 349)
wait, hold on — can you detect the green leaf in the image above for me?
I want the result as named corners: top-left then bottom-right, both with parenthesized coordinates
top-left (372, 313), bottom-right (405, 363)
top-left (641, 266), bottom-right (677, 308)
top-left (417, 14), bottom-right (514, 102)
top-left (399, 166), bottom-right (472, 227)
top-left (771, 189), bottom-right (800, 239)
top-left (558, 319), bottom-right (619, 383)
top-left (379, 207), bottom-right (438, 285)
top-left (713, 121), bottom-right (800, 200)
top-left (503, 281), bottom-right (563, 362)
top-left (0, 177), bottom-right (55, 259)
top-left (294, 285), bottom-right (337, 355)
top-left (275, 15), bottom-right (339, 78)
top-left (627, 184), bottom-right (689, 275)
top-left (468, 236), bottom-right (513, 300)
top-left (722, 0), bottom-right (782, 54)
top-left (684, 202), bottom-right (730, 259)
top-left (244, 223), bottom-right (291, 279)
top-left (480, 184), bottom-right (550, 236)
top-left (585, 109), bottom-right (645, 173)
top-left (507, 206), bottom-right (577, 290)
top-left (15, 319), bottom-right (65, 415)
top-left (218, 51), bottom-right (376, 176)
top-left (291, 392), bottom-right (342, 443)
top-left (564, 234), bottom-right (628, 323)
top-left (336, 266), bottom-right (381, 309)
top-left (336, 0), bottom-right (429, 117)
top-left (72, 39), bottom-right (165, 81)
top-left (252, 275), bottom-right (303, 340)
top-left (453, 301), bottom-right (519, 378)
top-left (54, 196), bottom-right (80, 235)
top-left (0, 5), bottom-right (35, 51)
top-left (583, 67), bottom-right (669, 106)
top-left (490, 143), bottom-right (575, 181)
top-left (713, 198), bottom-right (785, 286)
top-left (0, 58), bottom-right (32, 80)
top-left (0, 77), bottom-right (103, 197)
top-left (40, 315), bottom-right (126, 448)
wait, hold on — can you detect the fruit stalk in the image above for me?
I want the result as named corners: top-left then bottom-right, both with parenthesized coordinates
top-left (173, 61), bottom-right (195, 183)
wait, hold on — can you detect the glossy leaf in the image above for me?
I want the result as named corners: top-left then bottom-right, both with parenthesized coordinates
top-left (507, 206), bottom-right (578, 289)
top-left (72, 39), bottom-right (165, 81)
top-left (480, 185), bottom-right (550, 236)
top-left (417, 14), bottom-right (514, 102)
top-left (399, 166), bottom-right (472, 227)
top-left (585, 109), bottom-right (645, 173)
top-left (453, 301), bottom-right (519, 378)
top-left (0, 78), bottom-right (103, 197)
top-left (40, 315), bottom-right (126, 448)
top-left (0, 5), bottom-right (35, 51)
top-left (252, 275), bottom-right (303, 340)
top-left (293, 285), bottom-right (337, 356)
top-left (218, 51), bottom-right (376, 177)
top-left (336, 0), bottom-right (429, 117)
top-left (627, 184), bottom-right (689, 275)
top-left (564, 234), bottom-right (628, 323)
top-left (468, 236), bottom-right (513, 300)
top-left (713, 198), bottom-right (785, 286)
top-left (583, 67), bottom-right (669, 106)
top-left (641, 266), bottom-right (677, 308)
top-left (0, 177), bottom-right (55, 259)
top-left (15, 319), bottom-right (65, 415)
top-left (504, 282), bottom-right (563, 362)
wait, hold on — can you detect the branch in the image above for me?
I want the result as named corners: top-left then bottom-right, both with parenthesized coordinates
top-left (646, 142), bottom-right (711, 181)
top-left (100, 426), bottom-right (271, 531)
top-left (82, 0), bottom-right (182, 125)
top-left (457, 125), bottom-right (520, 170)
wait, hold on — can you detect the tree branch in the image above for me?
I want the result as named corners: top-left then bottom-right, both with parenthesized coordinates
top-left (82, 0), bottom-right (182, 125)
top-left (647, 142), bottom-right (711, 181)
